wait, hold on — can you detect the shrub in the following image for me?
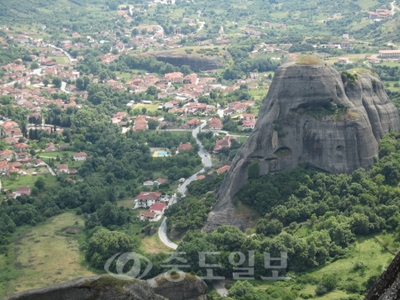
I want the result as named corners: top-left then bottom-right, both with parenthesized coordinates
top-left (315, 284), bottom-right (328, 296)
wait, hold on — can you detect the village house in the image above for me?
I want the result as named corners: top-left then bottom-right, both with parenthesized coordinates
top-left (56, 164), bottom-right (69, 174)
top-left (378, 50), bottom-right (400, 59)
top-left (183, 118), bottom-right (201, 129)
top-left (0, 161), bottom-right (9, 173)
top-left (14, 143), bottom-right (29, 153)
top-left (140, 211), bottom-right (157, 221)
top-left (337, 57), bottom-right (350, 64)
top-left (73, 152), bottom-right (88, 161)
top-left (135, 191), bottom-right (162, 208)
top-left (149, 202), bottom-right (166, 215)
top-left (0, 150), bottom-right (13, 161)
top-left (208, 118), bottom-right (223, 130)
top-left (13, 186), bottom-right (31, 199)
top-left (242, 120), bottom-right (256, 130)
top-left (214, 135), bottom-right (235, 153)
top-left (216, 165), bottom-right (231, 174)
top-left (177, 143), bottom-right (192, 152)
top-left (164, 72), bottom-right (184, 83)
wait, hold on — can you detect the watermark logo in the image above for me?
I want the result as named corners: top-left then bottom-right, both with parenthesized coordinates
top-left (104, 252), bottom-right (153, 280)
top-left (104, 251), bottom-right (289, 282)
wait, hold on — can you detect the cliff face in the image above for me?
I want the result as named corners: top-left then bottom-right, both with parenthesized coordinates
top-left (2, 274), bottom-right (208, 300)
top-left (152, 52), bottom-right (223, 71)
top-left (204, 62), bottom-right (400, 232)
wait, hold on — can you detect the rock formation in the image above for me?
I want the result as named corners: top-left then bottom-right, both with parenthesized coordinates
top-left (204, 60), bottom-right (400, 232)
top-left (152, 52), bottom-right (223, 71)
top-left (2, 273), bottom-right (208, 300)
top-left (366, 251), bottom-right (400, 299)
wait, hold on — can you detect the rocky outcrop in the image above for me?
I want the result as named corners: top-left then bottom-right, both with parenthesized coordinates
top-left (366, 251), bottom-right (400, 299)
top-left (204, 61), bottom-right (400, 232)
top-left (2, 274), bottom-right (208, 300)
top-left (152, 52), bottom-right (223, 71)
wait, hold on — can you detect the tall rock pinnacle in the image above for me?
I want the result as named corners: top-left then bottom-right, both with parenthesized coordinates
top-left (204, 60), bottom-right (400, 232)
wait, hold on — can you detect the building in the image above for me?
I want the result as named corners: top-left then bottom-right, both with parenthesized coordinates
top-left (140, 211), bottom-right (157, 221)
top-left (14, 143), bottom-right (29, 153)
top-left (135, 192), bottom-right (162, 208)
top-left (378, 50), bottom-right (400, 58)
top-left (73, 152), bottom-right (88, 161)
top-left (149, 202), bottom-right (166, 215)
top-left (56, 164), bottom-right (69, 174)
top-left (337, 57), bottom-right (350, 64)
top-left (242, 120), bottom-right (256, 130)
top-left (184, 118), bottom-right (201, 129)
top-left (177, 143), bottom-right (192, 152)
top-left (216, 165), bottom-right (230, 174)
top-left (208, 118), bottom-right (223, 130)
top-left (14, 186), bottom-right (31, 198)
top-left (165, 72), bottom-right (184, 83)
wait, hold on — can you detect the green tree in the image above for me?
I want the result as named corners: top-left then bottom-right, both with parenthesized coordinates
top-left (34, 177), bottom-right (46, 191)
top-left (86, 229), bottom-right (137, 269)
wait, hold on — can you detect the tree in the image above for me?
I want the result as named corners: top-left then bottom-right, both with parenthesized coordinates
top-left (86, 229), bottom-right (137, 269)
top-left (248, 161), bottom-right (259, 179)
top-left (97, 202), bottom-right (119, 227)
top-left (31, 62), bottom-right (39, 69)
top-left (34, 177), bottom-right (46, 191)
top-left (52, 77), bottom-right (62, 88)
top-left (148, 119), bottom-right (159, 130)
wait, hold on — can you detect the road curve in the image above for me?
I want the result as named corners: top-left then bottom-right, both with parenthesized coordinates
top-left (158, 121), bottom-right (211, 250)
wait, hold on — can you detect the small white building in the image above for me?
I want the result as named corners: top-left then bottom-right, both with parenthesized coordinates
top-left (73, 152), bottom-right (88, 161)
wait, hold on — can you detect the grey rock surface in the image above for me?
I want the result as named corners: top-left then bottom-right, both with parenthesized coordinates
top-left (2, 273), bottom-right (208, 300)
top-left (147, 272), bottom-right (208, 300)
top-left (366, 251), bottom-right (400, 300)
top-left (204, 62), bottom-right (400, 232)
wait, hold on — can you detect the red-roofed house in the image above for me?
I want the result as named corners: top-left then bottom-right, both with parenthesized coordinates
top-left (140, 211), bottom-right (157, 221)
top-left (135, 191), bottom-right (162, 208)
top-left (149, 202), bottom-right (166, 215)
top-left (242, 120), bottom-right (256, 130)
top-left (208, 118), bottom-right (223, 130)
top-left (197, 175), bottom-right (205, 180)
top-left (154, 178), bottom-right (167, 185)
top-left (14, 143), bottom-right (29, 153)
top-left (0, 150), bottom-right (13, 161)
top-left (73, 152), bottom-right (88, 161)
top-left (57, 164), bottom-right (69, 174)
top-left (213, 136), bottom-right (234, 153)
top-left (184, 118), bottom-right (200, 129)
top-left (14, 186), bottom-right (31, 198)
top-left (177, 143), bottom-right (192, 152)
top-left (216, 165), bottom-right (230, 174)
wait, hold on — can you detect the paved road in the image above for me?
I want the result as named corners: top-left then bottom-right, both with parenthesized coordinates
top-left (60, 81), bottom-right (70, 94)
top-left (157, 123), bottom-right (228, 297)
top-left (212, 280), bottom-right (228, 297)
top-left (158, 122), bottom-right (210, 248)
top-left (391, 1), bottom-right (399, 14)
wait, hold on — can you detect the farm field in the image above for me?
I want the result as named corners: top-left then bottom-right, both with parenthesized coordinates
top-left (0, 212), bottom-right (95, 297)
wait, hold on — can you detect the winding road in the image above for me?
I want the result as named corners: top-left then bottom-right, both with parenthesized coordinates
top-left (157, 122), bottom-right (228, 296)
top-left (158, 122), bottom-right (210, 249)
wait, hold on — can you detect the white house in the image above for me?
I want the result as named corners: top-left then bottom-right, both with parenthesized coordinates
top-left (73, 152), bottom-right (88, 161)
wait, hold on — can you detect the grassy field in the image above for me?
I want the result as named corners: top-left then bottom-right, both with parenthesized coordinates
top-left (2, 174), bottom-right (58, 191)
top-left (48, 56), bottom-right (68, 64)
top-left (38, 151), bottom-right (75, 158)
top-left (247, 234), bottom-right (396, 299)
top-left (0, 212), bottom-right (95, 297)
top-left (131, 103), bottom-right (161, 113)
top-left (141, 234), bottom-right (171, 254)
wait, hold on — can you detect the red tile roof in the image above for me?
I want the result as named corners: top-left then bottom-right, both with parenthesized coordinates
top-left (137, 192), bottom-right (161, 201)
top-left (216, 165), bottom-right (230, 174)
top-left (149, 202), bottom-right (166, 212)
